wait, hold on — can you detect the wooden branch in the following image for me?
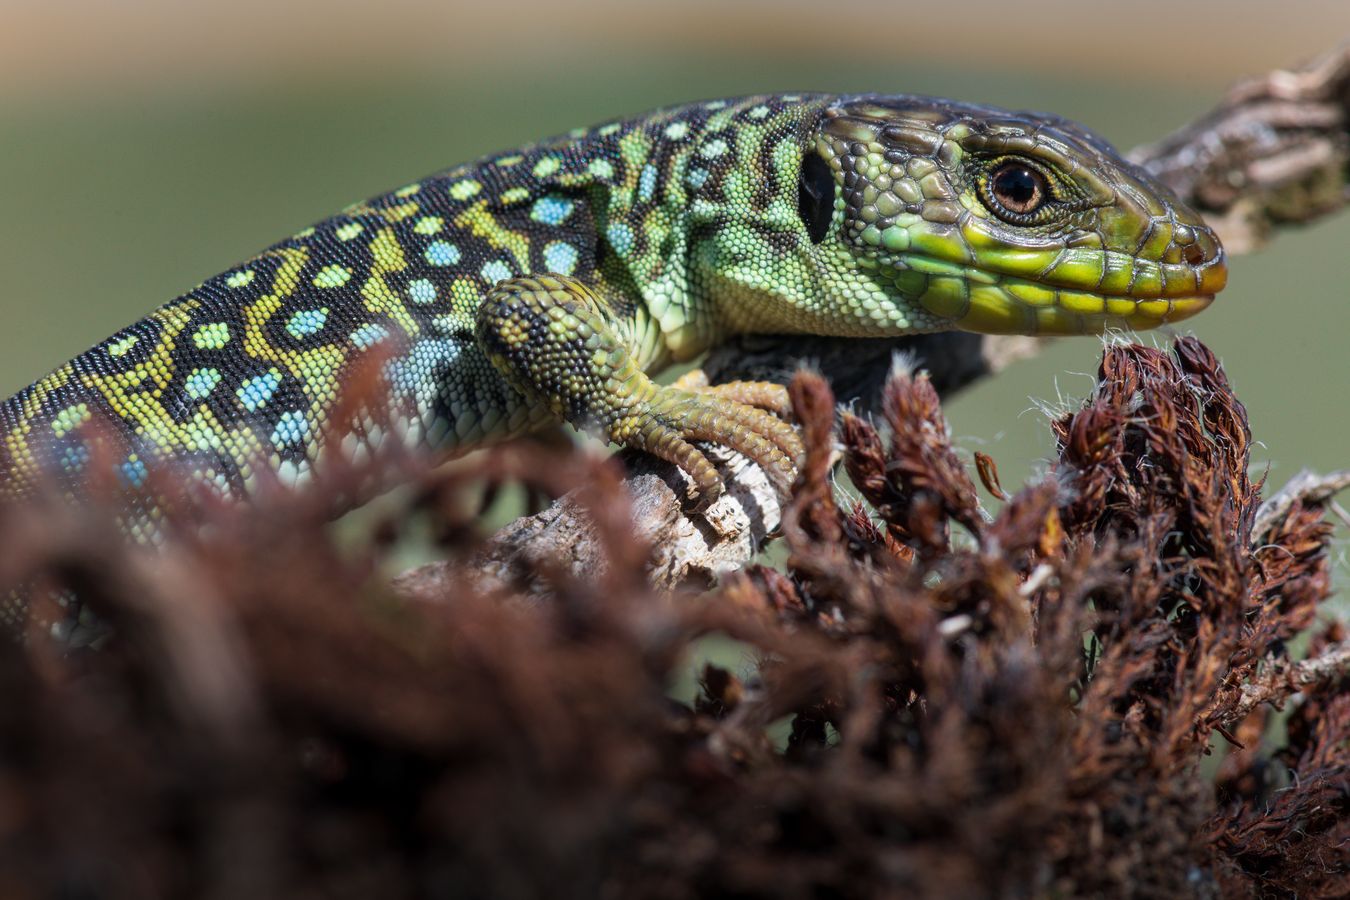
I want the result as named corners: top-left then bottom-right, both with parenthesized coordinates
top-left (394, 47), bottom-right (1350, 600)
top-left (1252, 468), bottom-right (1350, 541)
top-left (1233, 640), bottom-right (1350, 721)
top-left (392, 446), bottom-right (781, 602)
top-left (701, 331), bottom-right (1042, 416)
top-left (1130, 42), bottom-right (1350, 255)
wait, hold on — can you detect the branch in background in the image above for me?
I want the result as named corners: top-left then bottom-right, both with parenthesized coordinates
top-left (398, 46), bottom-right (1350, 598)
top-left (1233, 640), bottom-right (1350, 722)
top-left (1252, 468), bottom-right (1350, 539)
top-left (1132, 41), bottom-right (1350, 255)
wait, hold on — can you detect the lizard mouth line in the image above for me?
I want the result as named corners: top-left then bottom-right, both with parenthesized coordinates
top-left (884, 257), bottom-right (1219, 335)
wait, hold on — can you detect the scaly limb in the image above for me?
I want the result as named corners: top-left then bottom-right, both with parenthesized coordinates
top-left (476, 275), bottom-right (803, 506)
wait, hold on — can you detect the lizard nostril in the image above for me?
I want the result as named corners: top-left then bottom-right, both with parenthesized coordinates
top-left (1181, 244), bottom-right (1206, 266)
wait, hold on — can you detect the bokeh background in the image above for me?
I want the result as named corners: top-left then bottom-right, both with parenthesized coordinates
top-left (1, 1), bottom-right (1347, 584)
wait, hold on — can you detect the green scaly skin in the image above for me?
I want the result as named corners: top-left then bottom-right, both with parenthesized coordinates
top-left (0, 94), bottom-right (1226, 637)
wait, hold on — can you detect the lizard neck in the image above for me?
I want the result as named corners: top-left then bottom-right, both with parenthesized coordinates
top-left (668, 96), bottom-right (841, 340)
top-left (559, 94), bottom-right (837, 367)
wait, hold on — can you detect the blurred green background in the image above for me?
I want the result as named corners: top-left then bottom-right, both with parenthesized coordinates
top-left (1, 1), bottom-right (1346, 585)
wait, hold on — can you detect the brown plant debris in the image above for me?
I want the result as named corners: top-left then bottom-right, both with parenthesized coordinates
top-left (0, 336), bottom-right (1346, 899)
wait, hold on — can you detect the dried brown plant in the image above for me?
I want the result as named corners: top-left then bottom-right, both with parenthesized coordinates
top-left (0, 334), bottom-right (1344, 900)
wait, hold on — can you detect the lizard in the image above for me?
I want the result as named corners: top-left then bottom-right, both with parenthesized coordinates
top-left (0, 93), bottom-right (1227, 637)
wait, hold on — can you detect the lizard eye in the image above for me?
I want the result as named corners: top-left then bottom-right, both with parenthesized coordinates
top-left (797, 152), bottom-right (835, 244)
top-left (980, 160), bottom-right (1051, 223)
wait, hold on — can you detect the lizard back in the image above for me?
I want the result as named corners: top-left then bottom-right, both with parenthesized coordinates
top-left (0, 94), bottom-right (826, 531)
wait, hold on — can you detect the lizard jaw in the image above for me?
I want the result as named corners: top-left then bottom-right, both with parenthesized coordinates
top-left (884, 258), bottom-right (1223, 336)
top-left (947, 287), bottom-right (1216, 335)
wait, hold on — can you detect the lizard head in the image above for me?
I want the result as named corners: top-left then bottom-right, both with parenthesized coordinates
top-left (793, 95), bottom-right (1226, 335)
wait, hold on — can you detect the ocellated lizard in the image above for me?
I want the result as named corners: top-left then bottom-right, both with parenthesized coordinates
top-left (0, 94), bottom-right (1227, 632)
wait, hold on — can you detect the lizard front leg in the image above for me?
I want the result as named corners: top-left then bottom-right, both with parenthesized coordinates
top-left (475, 274), bottom-right (802, 506)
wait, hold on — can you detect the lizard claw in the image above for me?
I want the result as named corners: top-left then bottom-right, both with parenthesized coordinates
top-left (624, 386), bottom-right (802, 506)
top-left (670, 370), bottom-right (795, 420)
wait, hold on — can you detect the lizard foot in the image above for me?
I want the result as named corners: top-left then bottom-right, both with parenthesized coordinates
top-left (623, 384), bottom-right (802, 506)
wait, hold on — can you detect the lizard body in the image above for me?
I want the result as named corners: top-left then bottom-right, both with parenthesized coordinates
top-left (0, 94), bottom-right (1226, 634)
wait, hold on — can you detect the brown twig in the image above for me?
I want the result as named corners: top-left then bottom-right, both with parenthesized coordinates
top-left (1252, 467), bottom-right (1350, 539)
top-left (1132, 42), bottom-right (1350, 254)
top-left (1233, 640), bottom-right (1350, 721)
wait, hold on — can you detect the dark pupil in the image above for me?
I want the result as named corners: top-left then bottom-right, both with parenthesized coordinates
top-left (993, 166), bottom-right (1040, 211)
